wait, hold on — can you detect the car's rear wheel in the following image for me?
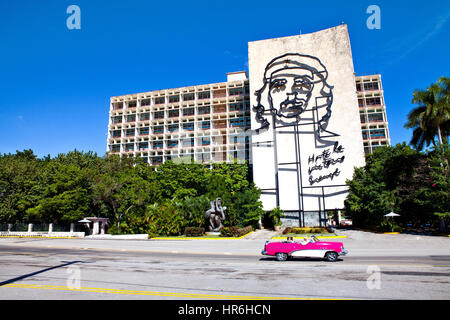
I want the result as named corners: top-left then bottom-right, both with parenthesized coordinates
top-left (275, 252), bottom-right (288, 261)
top-left (325, 251), bottom-right (338, 262)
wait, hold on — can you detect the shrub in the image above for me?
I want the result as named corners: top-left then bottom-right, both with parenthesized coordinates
top-left (283, 227), bottom-right (329, 234)
top-left (220, 225), bottom-right (253, 237)
top-left (185, 227), bottom-right (205, 237)
top-left (269, 207), bottom-right (284, 227)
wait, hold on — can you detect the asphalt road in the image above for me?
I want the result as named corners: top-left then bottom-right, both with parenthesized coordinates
top-left (0, 234), bottom-right (449, 300)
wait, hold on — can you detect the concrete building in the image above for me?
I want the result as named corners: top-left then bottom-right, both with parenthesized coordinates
top-left (106, 25), bottom-right (390, 226)
top-left (108, 71), bottom-right (251, 165)
top-left (356, 74), bottom-right (391, 154)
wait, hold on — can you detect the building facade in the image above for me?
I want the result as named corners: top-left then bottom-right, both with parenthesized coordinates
top-left (108, 71), bottom-right (251, 165)
top-left (356, 74), bottom-right (391, 154)
top-left (106, 25), bottom-right (390, 226)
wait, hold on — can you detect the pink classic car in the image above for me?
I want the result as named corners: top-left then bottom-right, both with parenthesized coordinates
top-left (261, 235), bottom-right (348, 262)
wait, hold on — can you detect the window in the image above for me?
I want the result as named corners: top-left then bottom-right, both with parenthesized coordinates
top-left (229, 103), bottom-right (243, 112)
top-left (229, 87), bottom-right (243, 96)
top-left (154, 111), bottom-right (165, 119)
top-left (183, 93), bottom-right (195, 101)
top-left (138, 142), bottom-right (148, 150)
top-left (200, 121), bottom-right (210, 130)
top-left (128, 100), bottom-right (137, 108)
top-left (367, 113), bottom-right (383, 122)
top-left (140, 113), bottom-right (150, 121)
top-left (366, 97), bottom-right (381, 106)
top-left (110, 130), bottom-right (121, 138)
top-left (370, 129), bottom-right (386, 138)
top-left (168, 124), bottom-right (179, 132)
top-left (153, 141), bottom-right (163, 149)
top-left (169, 95), bottom-right (180, 103)
top-left (151, 156), bottom-right (163, 164)
top-left (139, 127), bottom-right (149, 136)
top-left (363, 82), bottom-right (379, 91)
top-left (198, 91), bottom-right (210, 100)
top-left (183, 108), bottom-right (194, 116)
top-left (183, 122), bottom-right (194, 131)
top-left (153, 126), bottom-right (164, 134)
top-left (113, 102), bottom-right (123, 110)
top-left (124, 143), bottom-right (134, 151)
top-left (182, 138), bottom-right (194, 147)
top-left (141, 98), bottom-right (151, 106)
top-left (168, 109), bottom-right (179, 118)
top-left (155, 97), bottom-right (165, 105)
top-left (111, 144), bottom-right (120, 152)
top-left (126, 114), bottom-right (136, 122)
top-left (125, 129), bottom-right (135, 137)
top-left (168, 140), bottom-right (178, 148)
top-left (200, 137), bottom-right (210, 146)
top-left (356, 83), bottom-right (362, 91)
top-left (362, 130), bottom-right (368, 139)
top-left (112, 116), bottom-right (122, 124)
top-left (198, 106), bottom-right (210, 114)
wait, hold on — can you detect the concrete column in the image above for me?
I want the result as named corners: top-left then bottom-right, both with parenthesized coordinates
top-left (100, 222), bottom-right (106, 235)
top-left (48, 223), bottom-right (53, 233)
top-left (28, 223), bottom-right (33, 233)
top-left (7, 224), bottom-right (12, 232)
top-left (93, 221), bottom-right (99, 235)
top-left (70, 223), bottom-right (75, 233)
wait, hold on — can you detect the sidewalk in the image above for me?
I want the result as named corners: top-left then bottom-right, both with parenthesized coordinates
top-left (242, 229), bottom-right (277, 240)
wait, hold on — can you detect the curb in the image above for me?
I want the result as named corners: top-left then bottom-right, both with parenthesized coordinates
top-left (271, 235), bottom-right (347, 240)
top-left (150, 231), bottom-right (254, 240)
top-left (0, 235), bottom-right (80, 239)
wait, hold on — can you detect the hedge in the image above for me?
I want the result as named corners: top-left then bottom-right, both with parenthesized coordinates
top-left (220, 226), bottom-right (253, 237)
top-left (282, 227), bottom-right (330, 235)
top-left (184, 227), bottom-right (205, 237)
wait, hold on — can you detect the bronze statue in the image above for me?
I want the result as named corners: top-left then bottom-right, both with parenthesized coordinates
top-left (205, 198), bottom-right (226, 232)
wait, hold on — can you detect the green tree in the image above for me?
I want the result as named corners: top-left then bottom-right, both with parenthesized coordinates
top-left (404, 77), bottom-right (450, 150)
top-left (345, 144), bottom-right (431, 230)
top-left (0, 150), bottom-right (44, 223)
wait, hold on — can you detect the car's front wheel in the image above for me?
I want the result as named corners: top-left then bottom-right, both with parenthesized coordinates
top-left (275, 252), bottom-right (288, 261)
top-left (325, 251), bottom-right (338, 262)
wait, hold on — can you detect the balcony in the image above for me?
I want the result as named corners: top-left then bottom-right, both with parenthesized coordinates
top-left (213, 90), bottom-right (226, 98)
top-left (213, 105), bottom-right (227, 113)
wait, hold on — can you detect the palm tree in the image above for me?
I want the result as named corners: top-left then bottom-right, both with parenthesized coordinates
top-left (404, 77), bottom-right (450, 150)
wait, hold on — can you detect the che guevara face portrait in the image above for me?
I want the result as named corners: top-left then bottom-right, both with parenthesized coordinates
top-left (268, 69), bottom-right (315, 119)
top-left (253, 53), bottom-right (333, 131)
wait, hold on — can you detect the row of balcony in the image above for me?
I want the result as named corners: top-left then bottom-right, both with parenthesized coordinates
top-left (112, 87), bottom-right (250, 110)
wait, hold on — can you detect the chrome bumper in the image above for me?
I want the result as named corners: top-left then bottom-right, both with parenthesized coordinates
top-left (339, 249), bottom-right (349, 256)
top-left (261, 250), bottom-right (267, 255)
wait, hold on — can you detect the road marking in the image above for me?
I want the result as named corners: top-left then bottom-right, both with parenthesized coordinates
top-left (1, 283), bottom-right (346, 300)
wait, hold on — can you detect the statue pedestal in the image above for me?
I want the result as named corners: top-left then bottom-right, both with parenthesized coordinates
top-left (206, 232), bottom-right (221, 236)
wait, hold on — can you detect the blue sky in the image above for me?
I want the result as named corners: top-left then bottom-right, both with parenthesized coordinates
top-left (0, 0), bottom-right (449, 157)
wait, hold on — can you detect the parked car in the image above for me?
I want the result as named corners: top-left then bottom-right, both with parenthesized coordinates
top-left (261, 235), bottom-right (348, 262)
top-left (340, 219), bottom-right (353, 227)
